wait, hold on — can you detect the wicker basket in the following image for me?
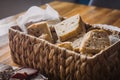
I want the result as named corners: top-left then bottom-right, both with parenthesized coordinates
top-left (9, 24), bottom-right (120, 80)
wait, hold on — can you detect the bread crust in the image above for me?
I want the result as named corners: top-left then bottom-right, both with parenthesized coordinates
top-left (27, 22), bottom-right (53, 43)
top-left (80, 29), bottom-right (110, 54)
top-left (54, 14), bottom-right (86, 42)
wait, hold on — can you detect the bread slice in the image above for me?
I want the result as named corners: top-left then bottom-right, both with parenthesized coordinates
top-left (67, 34), bottom-right (84, 53)
top-left (72, 36), bottom-right (83, 52)
top-left (57, 42), bottom-right (73, 50)
top-left (54, 14), bottom-right (86, 42)
top-left (80, 29), bottom-right (110, 54)
top-left (39, 34), bottom-right (52, 42)
top-left (27, 22), bottom-right (53, 43)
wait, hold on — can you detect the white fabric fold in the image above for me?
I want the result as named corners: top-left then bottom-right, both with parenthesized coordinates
top-left (16, 4), bottom-right (60, 33)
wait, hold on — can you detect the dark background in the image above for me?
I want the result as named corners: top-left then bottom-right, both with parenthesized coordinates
top-left (0, 0), bottom-right (90, 19)
top-left (0, 0), bottom-right (120, 19)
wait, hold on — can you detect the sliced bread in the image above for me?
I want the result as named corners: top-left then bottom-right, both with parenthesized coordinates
top-left (27, 22), bottom-right (53, 43)
top-left (72, 36), bottom-right (83, 52)
top-left (57, 42), bottom-right (73, 50)
top-left (39, 34), bottom-right (52, 42)
top-left (54, 14), bottom-right (86, 42)
top-left (67, 34), bottom-right (84, 53)
top-left (80, 29), bottom-right (110, 54)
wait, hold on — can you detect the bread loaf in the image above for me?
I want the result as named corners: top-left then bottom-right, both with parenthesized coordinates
top-left (67, 34), bottom-right (84, 53)
top-left (39, 34), bottom-right (52, 42)
top-left (80, 29), bottom-right (110, 54)
top-left (54, 14), bottom-right (86, 42)
top-left (72, 37), bottom-right (83, 52)
top-left (27, 22), bottom-right (53, 43)
top-left (57, 42), bottom-right (73, 50)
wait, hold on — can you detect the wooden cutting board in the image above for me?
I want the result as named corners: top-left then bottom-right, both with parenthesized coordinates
top-left (0, 1), bottom-right (120, 66)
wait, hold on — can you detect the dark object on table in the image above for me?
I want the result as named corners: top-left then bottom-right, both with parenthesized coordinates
top-left (10, 68), bottom-right (48, 80)
top-left (10, 73), bottom-right (48, 80)
top-left (0, 63), bottom-right (48, 80)
top-left (0, 64), bottom-right (14, 80)
top-left (77, 0), bottom-right (90, 5)
top-left (31, 74), bottom-right (48, 80)
top-left (89, 0), bottom-right (120, 9)
top-left (11, 68), bottom-right (38, 80)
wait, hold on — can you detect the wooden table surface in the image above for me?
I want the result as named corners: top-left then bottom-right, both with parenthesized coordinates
top-left (0, 1), bottom-right (120, 67)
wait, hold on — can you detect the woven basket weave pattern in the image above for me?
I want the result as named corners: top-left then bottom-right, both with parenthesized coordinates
top-left (9, 26), bottom-right (120, 80)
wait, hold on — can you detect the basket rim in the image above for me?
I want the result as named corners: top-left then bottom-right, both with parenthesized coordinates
top-left (9, 24), bottom-right (120, 59)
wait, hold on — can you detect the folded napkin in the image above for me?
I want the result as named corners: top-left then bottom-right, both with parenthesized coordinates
top-left (17, 4), bottom-right (60, 33)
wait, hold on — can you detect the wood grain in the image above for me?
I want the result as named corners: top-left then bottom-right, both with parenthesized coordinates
top-left (0, 1), bottom-right (120, 67)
